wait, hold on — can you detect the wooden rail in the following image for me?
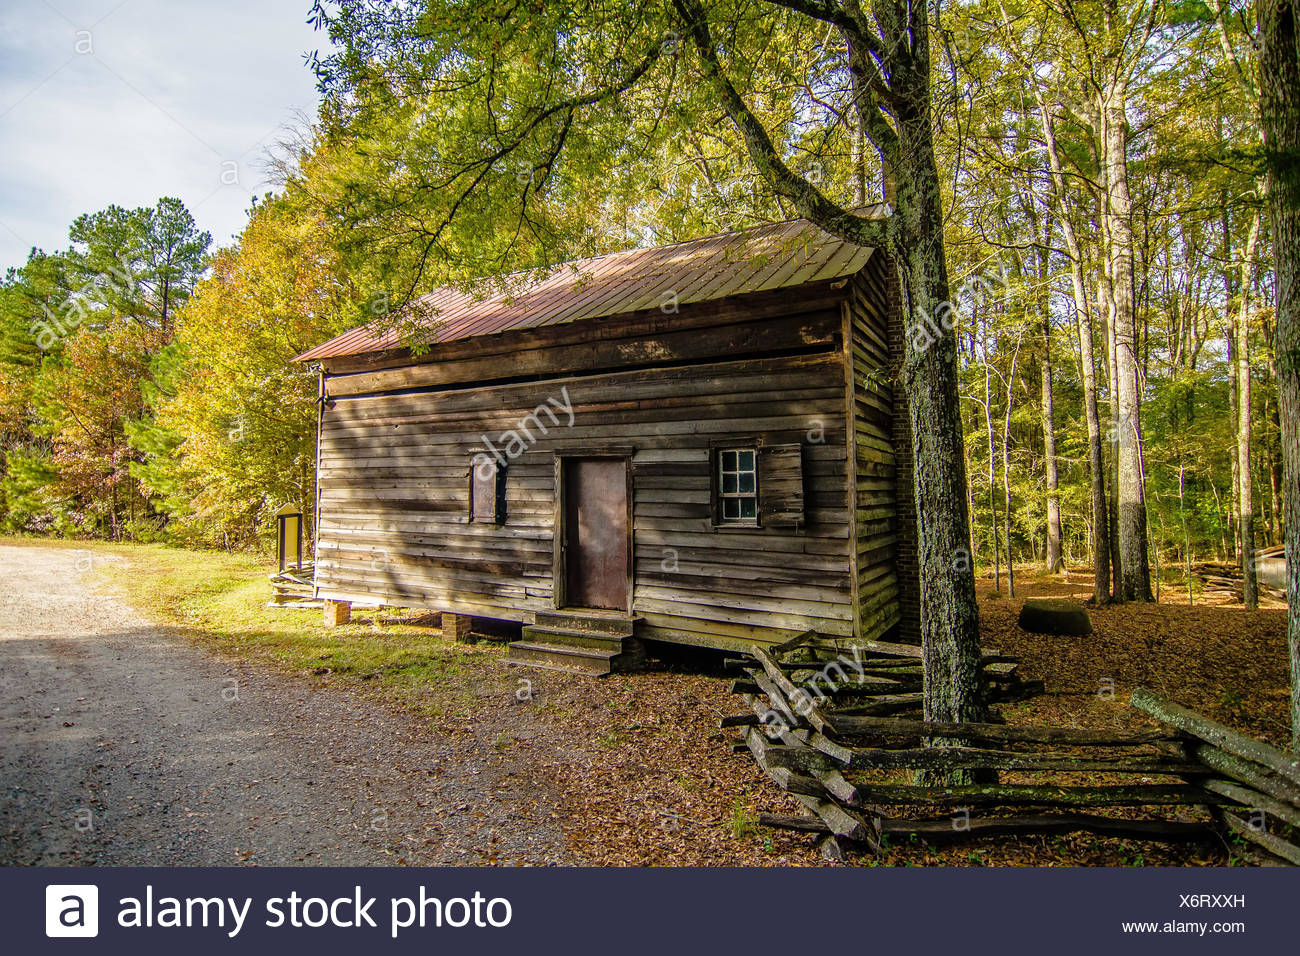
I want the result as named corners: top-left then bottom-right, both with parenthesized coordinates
top-left (1132, 687), bottom-right (1300, 866)
top-left (722, 637), bottom-right (1300, 861)
top-left (268, 562), bottom-right (320, 608)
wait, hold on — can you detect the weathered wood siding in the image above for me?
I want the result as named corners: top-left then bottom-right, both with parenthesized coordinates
top-left (846, 255), bottom-right (903, 642)
top-left (314, 288), bottom-right (863, 650)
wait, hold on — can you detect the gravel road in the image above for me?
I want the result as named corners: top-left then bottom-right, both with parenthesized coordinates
top-left (0, 544), bottom-right (568, 866)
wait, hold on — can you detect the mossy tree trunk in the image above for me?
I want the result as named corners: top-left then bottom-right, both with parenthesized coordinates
top-left (674, 0), bottom-right (986, 727)
top-left (1257, 0), bottom-right (1300, 748)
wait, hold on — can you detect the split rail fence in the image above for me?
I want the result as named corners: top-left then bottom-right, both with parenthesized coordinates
top-left (724, 633), bottom-right (1300, 864)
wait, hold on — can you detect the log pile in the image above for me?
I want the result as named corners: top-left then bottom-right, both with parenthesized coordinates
top-left (1132, 688), bottom-right (1300, 866)
top-left (724, 634), bottom-right (1223, 859)
top-left (1188, 562), bottom-right (1286, 602)
top-left (268, 563), bottom-right (320, 608)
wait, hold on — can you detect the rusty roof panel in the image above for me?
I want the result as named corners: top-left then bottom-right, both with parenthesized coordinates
top-left (294, 215), bottom-right (879, 362)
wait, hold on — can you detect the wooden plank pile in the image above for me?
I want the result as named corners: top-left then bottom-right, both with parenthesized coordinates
top-left (268, 563), bottom-right (321, 608)
top-left (1188, 561), bottom-right (1285, 602)
top-left (1133, 688), bottom-right (1300, 866)
top-left (724, 634), bottom-right (1222, 859)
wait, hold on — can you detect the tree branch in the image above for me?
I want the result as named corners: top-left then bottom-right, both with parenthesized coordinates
top-left (763, 0), bottom-right (886, 53)
top-left (671, 0), bottom-right (888, 248)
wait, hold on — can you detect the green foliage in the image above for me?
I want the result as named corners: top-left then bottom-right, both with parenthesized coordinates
top-left (0, 0), bottom-right (1278, 577)
top-left (945, 0), bottom-right (1273, 572)
top-left (304, 0), bottom-right (879, 320)
top-left (140, 197), bottom-right (362, 548)
top-left (0, 446), bottom-right (66, 533)
top-left (125, 342), bottom-right (189, 539)
top-left (0, 198), bottom-right (210, 537)
top-left (64, 198), bottom-right (210, 334)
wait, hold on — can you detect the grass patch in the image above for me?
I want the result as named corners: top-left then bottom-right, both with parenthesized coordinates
top-left (728, 798), bottom-right (760, 840)
top-left (1, 538), bottom-right (509, 717)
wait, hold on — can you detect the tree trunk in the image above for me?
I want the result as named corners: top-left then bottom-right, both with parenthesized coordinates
top-left (1038, 231), bottom-right (1063, 574)
top-left (1212, 480), bottom-right (1230, 561)
top-left (1228, 315), bottom-right (1242, 561)
top-left (1003, 394), bottom-right (1014, 599)
top-left (1102, 87), bottom-right (1153, 602)
top-left (1237, 210), bottom-right (1262, 608)
top-left (1039, 101), bottom-right (1109, 599)
top-left (1271, 398), bottom-right (1284, 544)
top-left (1041, 342), bottom-right (1062, 574)
top-left (678, 0), bottom-right (985, 731)
top-left (1098, 245), bottom-right (1124, 602)
top-left (890, 54), bottom-right (986, 728)
top-left (1003, 329), bottom-right (1023, 598)
top-left (1179, 464), bottom-right (1194, 606)
top-left (984, 356), bottom-right (1001, 594)
top-left (1079, 306), bottom-right (1112, 601)
top-left (1224, 206), bottom-right (1243, 565)
top-left (1257, 0), bottom-right (1300, 748)
top-left (850, 105), bottom-right (867, 207)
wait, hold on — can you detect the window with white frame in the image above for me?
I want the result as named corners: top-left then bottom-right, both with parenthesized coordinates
top-left (717, 447), bottom-right (757, 523)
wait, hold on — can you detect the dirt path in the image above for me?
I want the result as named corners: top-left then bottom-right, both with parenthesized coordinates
top-left (0, 544), bottom-right (567, 866)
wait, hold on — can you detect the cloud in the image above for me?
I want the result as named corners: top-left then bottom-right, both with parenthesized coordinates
top-left (0, 0), bottom-right (322, 265)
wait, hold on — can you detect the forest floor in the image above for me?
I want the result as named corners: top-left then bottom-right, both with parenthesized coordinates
top-left (1, 538), bottom-right (1289, 866)
top-left (960, 568), bottom-right (1291, 866)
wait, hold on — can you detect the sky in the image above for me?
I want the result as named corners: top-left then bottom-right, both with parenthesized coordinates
top-left (0, 0), bottom-right (324, 267)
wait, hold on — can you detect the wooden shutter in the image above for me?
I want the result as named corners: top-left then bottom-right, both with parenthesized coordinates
top-left (758, 443), bottom-right (804, 527)
top-left (471, 457), bottom-right (506, 523)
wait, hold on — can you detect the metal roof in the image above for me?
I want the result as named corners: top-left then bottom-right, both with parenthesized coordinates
top-left (294, 215), bottom-right (879, 362)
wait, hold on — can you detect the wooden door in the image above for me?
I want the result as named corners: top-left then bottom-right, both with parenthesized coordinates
top-left (562, 458), bottom-right (629, 610)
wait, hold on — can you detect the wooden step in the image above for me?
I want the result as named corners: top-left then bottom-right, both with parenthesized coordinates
top-left (507, 640), bottom-right (619, 675)
top-left (533, 610), bottom-right (637, 637)
top-left (521, 624), bottom-right (626, 650)
top-left (506, 638), bottom-right (646, 675)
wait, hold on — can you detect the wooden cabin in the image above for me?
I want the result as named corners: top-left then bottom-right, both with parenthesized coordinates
top-left (294, 216), bottom-right (920, 673)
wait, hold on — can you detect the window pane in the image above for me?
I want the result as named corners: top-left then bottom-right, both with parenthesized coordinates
top-left (740, 497), bottom-right (756, 518)
top-left (722, 450), bottom-right (737, 470)
top-left (739, 450), bottom-right (754, 470)
top-left (738, 473), bottom-right (754, 494)
top-left (723, 498), bottom-right (739, 519)
top-left (723, 473), bottom-right (737, 493)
